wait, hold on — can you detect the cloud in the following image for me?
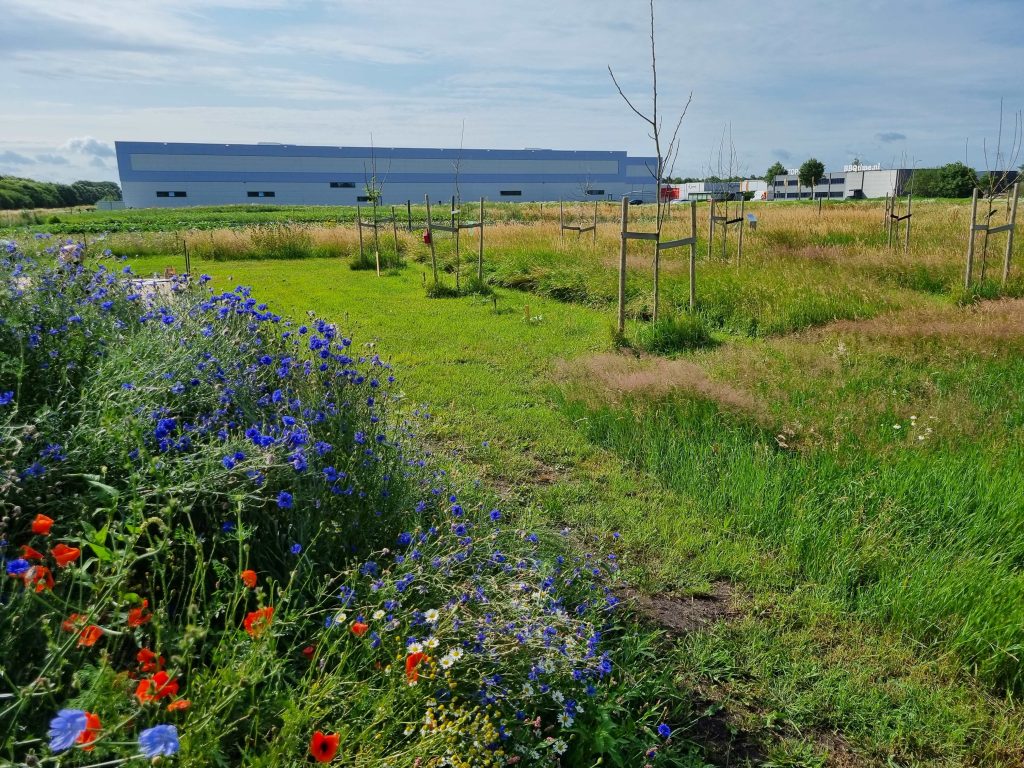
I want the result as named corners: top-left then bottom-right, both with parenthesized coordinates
top-left (89, 156), bottom-right (108, 169)
top-left (62, 136), bottom-right (115, 157)
top-left (0, 150), bottom-right (36, 166)
top-left (876, 131), bottom-right (907, 143)
top-left (772, 148), bottom-right (792, 161)
top-left (35, 153), bottom-right (70, 165)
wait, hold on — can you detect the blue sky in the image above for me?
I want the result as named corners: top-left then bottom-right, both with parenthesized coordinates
top-left (1, 0), bottom-right (1022, 184)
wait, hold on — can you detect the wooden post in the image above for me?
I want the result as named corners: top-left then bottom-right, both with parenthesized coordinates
top-left (357, 205), bottom-right (364, 260)
top-left (183, 237), bottom-right (190, 275)
top-left (653, 230), bottom-right (660, 323)
top-left (391, 205), bottom-right (400, 266)
top-left (737, 198), bottom-right (746, 268)
top-left (593, 200), bottom-right (598, 244)
top-left (425, 194), bottom-right (438, 284)
top-left (707, 198), bottom-right (715, 261)
top-left (721, 199), bottom-right (728, 262)
top-left (406, 199), bottom-right (412, 232)
top-left (478, 196), bottom-right (484, 282)
top-left (883, 193), bottom-right (889, 228)
top-left (965, 188), bottom-right (979, 289)
top-left (689, 200), bottom-right (697, 312)
top-left (559, 199), bottom-right (565, 246)
top-left (1003, 182), bottom-right (1020, 286)
top-left (887, 196), bottom-right (895, 248)
top-left (453, 196), bottom-right (460, 292)
top-left (904, 193), bottom-right (912, 255)
top-left (372, 200), bottom-right (381, 277)
top-left (617, 196), bottom-right (628, 335)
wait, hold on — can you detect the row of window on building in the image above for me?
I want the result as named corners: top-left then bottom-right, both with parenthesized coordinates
top-left (155, 186), bottom-right (539, 199)
top-left (774, 177), bottom-right (846, 187)
top-left (776, 191), bottom-right (846, 199)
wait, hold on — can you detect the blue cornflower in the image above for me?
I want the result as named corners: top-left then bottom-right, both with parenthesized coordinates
top-left (277, 490), bottom-right (293, 509)
top-left (0, 391), bottom-right (14, 406)
top-left (657, 723), bottom-right (672, 739)
top-left (6, 558), bottom-right (30, 577)
top-left (221, 521), bottom-right (236, 532)
top-left (290, 543), bottom-right (302, 555)
top-left (397, 532), bottom-right (413, 547)
top-left (489, 509), bottom-right (502, 522)
top-left (139, 724), bottom-right (179, 758)
top-left (222, 455), bottom-right (237, 469)
top-left (48, 709), bottom-right (87, 752)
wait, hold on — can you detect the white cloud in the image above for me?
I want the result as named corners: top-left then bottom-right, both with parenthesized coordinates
top-left (62, 137), bottom-right (115, 158)
top-left (0, 150), bottom-right (35, 166)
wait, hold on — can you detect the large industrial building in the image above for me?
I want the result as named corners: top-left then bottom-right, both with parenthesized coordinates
top-left (114, 141), bottom-right (661, 208)
top-left (769, 164), bottom-right (913, 200)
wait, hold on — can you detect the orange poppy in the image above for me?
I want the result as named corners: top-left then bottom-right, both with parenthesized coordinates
top-left (135, 670), bottom-right (179, 704)
top-left (351, 621), bottom-right (369, 637)
top-left (77, 712), bottom-right (101, 751)
top-left (20, 544), bottom-right (44, 561)
top-left (243, 606), bottom-right (273, 638)
top-left (78, 625), bottom-right (103, 647)
top-left (240, 569), bottom-right (257, 588)
top-left (26, 565), bottom-right (54, 592)
top-left (31, 514), bottom-right (54, 535)
top-left (166, 698), bottom-right (191, 712)
top-left (302, 645), bottom-right (316, 660)
top-left (405, 652), bottom-right (426, 685)
top-left (52, 543), bottom-right (81, 567)
top-left (127, 599), bottom-right (152, 627)
top-left (137, 648), bottom-right (165, 673)
top-left (309, 731), bottom-right (340, 763)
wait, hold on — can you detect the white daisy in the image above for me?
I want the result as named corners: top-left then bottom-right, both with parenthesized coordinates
top-left (407, 641), bottom-right (423, 654)
top-left (424, 608), bottom-right (440, 623)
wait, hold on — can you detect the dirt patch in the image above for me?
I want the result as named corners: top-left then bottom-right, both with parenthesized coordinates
top-left (556, 352), bottom-right (763, 417)
top-left (621, 581), bottom-right (737, 635)
top-left (813, 298), bottom-right (1024, 342)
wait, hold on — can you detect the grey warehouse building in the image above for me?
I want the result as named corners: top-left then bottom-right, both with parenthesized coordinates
top-left (115, 141), bottom-right (661, 208)
top-left (770, 165), bottom-right (913, 200)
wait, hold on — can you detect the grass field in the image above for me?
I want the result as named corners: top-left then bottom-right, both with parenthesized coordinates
top-left (8, 197), bottom-right (1024, 765)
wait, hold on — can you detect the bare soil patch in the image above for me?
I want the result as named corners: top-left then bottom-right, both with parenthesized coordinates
top-left (621, 581), bottom-right (737, 635)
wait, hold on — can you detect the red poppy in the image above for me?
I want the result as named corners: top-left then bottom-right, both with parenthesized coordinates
top-left (166, 698), bottom-right (191, 712)
top-left (25, 565), bottom-right (54, 592)
top-left (31, 514), bottom-right (54, 535)
top-left (302, 645), bottom-right (316, 660)
top-left (52, 543), bottom-right (81, 567)
top-left (240, 569), bottom-right (257, 588)
top-left (78, 625), bottom-right (103, 647)
top-left (309, 731), bottom-right (340, 763)
top-left (135, 670), bottom-right (179, 703)
top-left (405, 652), bottom-right (426, 685)
top-left (136, 648), bottom-right (165, 673)
top-left (243, 606), bottom-right (274, 638)
top-left (77, 712), bottom-right (101, 751)
top-left (127, 599), bottom-right (152, 627)
top-left (20, 544), bottom-right (44, 561)
top-left (62, 613), bottom-right (88, 633)
top-left (351, 621), bottom-right (369, 637)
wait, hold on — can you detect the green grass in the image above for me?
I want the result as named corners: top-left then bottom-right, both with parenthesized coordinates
top-left (116, 252), bottom-right (1024, 764)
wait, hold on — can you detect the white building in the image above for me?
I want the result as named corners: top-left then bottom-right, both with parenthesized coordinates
top-left (769, 165), bottom-right (913, 200)
top-left (114, 141), bottom-right (661, 208)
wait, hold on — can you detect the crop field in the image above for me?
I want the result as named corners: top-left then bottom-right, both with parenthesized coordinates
top-left (3, 198), bottom-right (1024, 766)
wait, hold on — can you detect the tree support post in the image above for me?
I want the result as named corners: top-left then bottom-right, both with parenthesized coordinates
top-left (1002, 182), bottom-right (1021, 286)
top-left (617, 196), bottom-right (628, 335)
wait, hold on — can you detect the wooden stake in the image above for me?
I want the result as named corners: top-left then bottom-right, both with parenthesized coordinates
top-left (478, 196), bottom-right (484, 282)
top-left (425, 194), bottom-right (438, 284)
top-left (617, 196), bottom-right (628, 335)
top-left (357, 204), bottom-right (364, 260)
top-left (372, 200), bottom-right (381, 277)
top-left (689, 200), bottom-right (697, 312)
top-left (965, 188), bottom-right (979, 289)
top-left (406, 199), bottom-right (412, 232)
top-left (593, 200), bottom-right (598, 244)
top-left (737, 198), bottom-right (746, 268)
top-left (1003, 182), bottom-right (1020, 286)
top-left (391, 205), bottom-right (400, 266)
top-left (559, 199), bottom-right (565, 246)
top-left (904, 192), bottom-right (912, 255)
top-left (707, 198), bottom-right (715, 261)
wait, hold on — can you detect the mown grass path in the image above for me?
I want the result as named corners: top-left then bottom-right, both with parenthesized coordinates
top-left (125, 255), bottom-right (1024, 766)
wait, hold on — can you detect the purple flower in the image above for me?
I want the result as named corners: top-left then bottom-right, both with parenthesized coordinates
top-left (277, 490), bottom-right (293, 509)
top-left (139, 724), bottom-right (179, 757)
top-left (48, 709), bottom-right (87, 752)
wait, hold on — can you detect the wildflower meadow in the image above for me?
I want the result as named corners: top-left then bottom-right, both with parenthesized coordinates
top-left (0, 239), bottom-right (681, 766)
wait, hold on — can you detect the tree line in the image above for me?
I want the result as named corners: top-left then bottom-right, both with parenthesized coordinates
top-left (0, 176), bottom-right (122, 210)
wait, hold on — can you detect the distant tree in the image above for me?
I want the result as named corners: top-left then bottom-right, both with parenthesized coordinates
top-left (912, 163), bottom-right (977, 198)
top-left (798, 158), bottom-right (825, 195)
top-left (764, 161), bottom-right (787, 182)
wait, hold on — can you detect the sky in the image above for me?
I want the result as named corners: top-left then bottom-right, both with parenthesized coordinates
top-left (2, 0), bottom-right (1023, 185)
